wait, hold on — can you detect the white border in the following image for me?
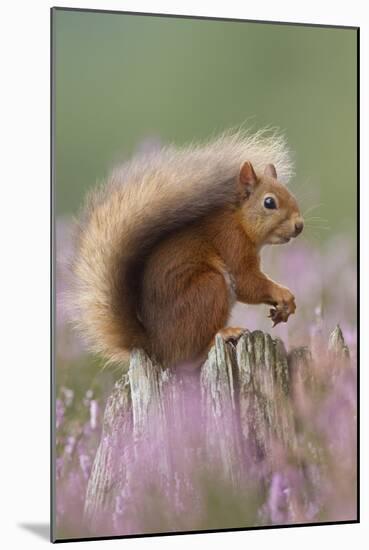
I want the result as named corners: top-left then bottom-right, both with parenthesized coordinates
top-left (1, 1), bottom-right (366, 548)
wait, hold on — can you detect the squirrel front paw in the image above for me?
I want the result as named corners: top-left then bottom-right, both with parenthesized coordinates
top-left (268, 287), bottom-right (296, 327)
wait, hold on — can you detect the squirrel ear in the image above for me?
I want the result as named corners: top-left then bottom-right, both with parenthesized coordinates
top-left (264, 163), bottom-right (277, 179)
top-left (239, 161), bottom-right (258, 192)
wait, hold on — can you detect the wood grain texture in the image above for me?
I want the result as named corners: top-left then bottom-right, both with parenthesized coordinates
top-left (83, 326), bottom-right (350, 532)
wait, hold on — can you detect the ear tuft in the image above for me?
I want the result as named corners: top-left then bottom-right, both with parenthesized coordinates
top-left (264, 163), bottom-right (278, 179)
top-left (239, 161), bottom-right (258, 192)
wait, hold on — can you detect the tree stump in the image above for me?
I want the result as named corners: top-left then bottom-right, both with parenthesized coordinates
top-left (83, 326), bottom-right (351, 535)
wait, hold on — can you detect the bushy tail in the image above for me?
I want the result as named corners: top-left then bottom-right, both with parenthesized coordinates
top-left (70, 129), bottom-right (293, 364)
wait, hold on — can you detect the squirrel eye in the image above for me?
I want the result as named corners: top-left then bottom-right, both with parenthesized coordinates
top-left (264, 196), bottom-right (277, 209)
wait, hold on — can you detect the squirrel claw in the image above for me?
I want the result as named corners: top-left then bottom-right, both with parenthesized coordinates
top-left (268, 306), bottom-right (289, 327)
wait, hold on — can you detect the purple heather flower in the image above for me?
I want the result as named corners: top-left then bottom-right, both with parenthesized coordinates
top-left (56, 398), bottom-right (65, 429)
top-left (89, 400), bottom-right (99, 430)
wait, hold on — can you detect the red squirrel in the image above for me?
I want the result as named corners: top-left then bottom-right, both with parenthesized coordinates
top-left (71, 131), bottom-right (303, 367)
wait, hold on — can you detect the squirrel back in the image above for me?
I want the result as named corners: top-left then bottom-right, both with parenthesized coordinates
top-left (70, 130), bottom-right (294, 365)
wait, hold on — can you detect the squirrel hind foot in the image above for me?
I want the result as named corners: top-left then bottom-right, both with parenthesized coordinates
top-left (210, 326), bottom-right (246, 347)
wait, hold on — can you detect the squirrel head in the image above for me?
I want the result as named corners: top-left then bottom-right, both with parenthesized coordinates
top-left (236, 161), bottom-right (304, 247)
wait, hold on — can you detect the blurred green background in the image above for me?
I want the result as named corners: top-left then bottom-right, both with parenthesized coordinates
top-left (53, 9), bottom-right (357, 241)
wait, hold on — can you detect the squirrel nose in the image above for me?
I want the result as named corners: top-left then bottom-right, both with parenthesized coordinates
top-left (294, 221), bottom-right (304, 236)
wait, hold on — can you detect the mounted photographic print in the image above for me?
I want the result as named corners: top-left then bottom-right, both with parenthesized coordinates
top-left (51, 7), bottom-right (359, 542)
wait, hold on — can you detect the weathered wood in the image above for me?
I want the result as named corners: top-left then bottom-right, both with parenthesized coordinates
top-left (83, 326), bottom-right (350, 533)
top-left (84, 375), bottom-right (132, 527)
top-left (328, 325), bottom-right (350, 362)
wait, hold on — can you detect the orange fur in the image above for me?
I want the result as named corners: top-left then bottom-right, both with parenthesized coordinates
top-left (70, 131), bottom-right (302, 367)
